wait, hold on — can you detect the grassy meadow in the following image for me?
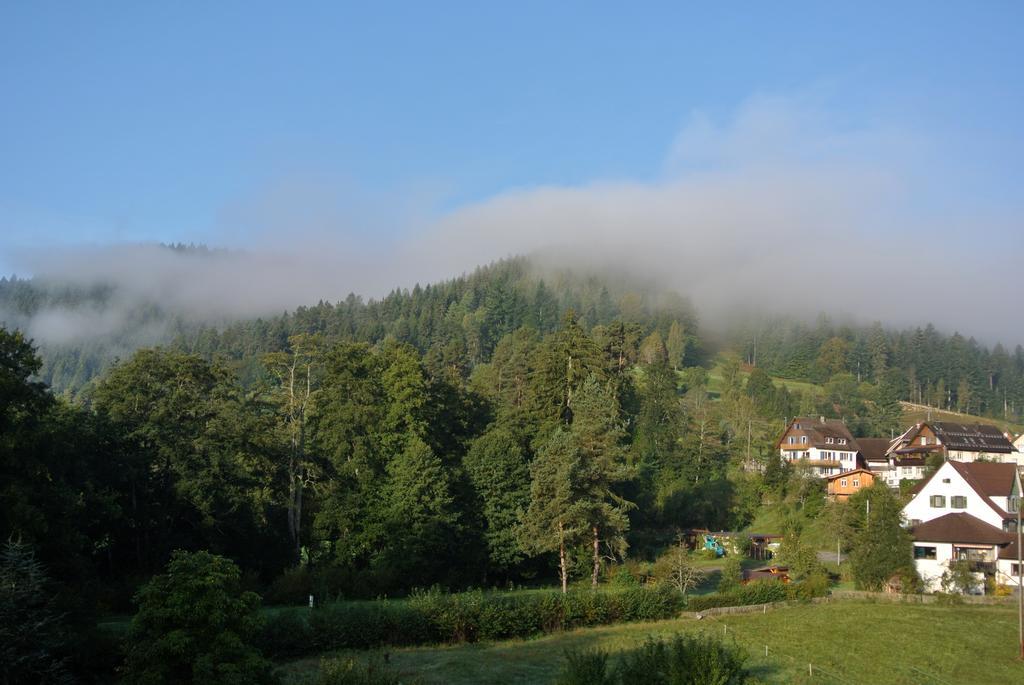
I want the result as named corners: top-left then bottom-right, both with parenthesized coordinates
top-left (278, 600), bottom-right (1023, 685)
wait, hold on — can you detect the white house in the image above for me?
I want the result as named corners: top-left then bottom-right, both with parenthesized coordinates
top-left (776, 417), bottom-right (860, 478)
top-left (903, 460), bottom-right (1022, 592)
top-left (910, 513), bottom-right (1014, 593)
top-left (902, 460), bottom-right (1020, 532)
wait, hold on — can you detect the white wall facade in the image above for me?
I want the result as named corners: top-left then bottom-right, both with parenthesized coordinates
top-left (780, 445), bottom-right (858, 477)
top-left (912, 541), bottom-right (989, 593)
top-left (947, 449), bottom-right (1023, 465)
top-left (902, 462), bottom-right (1005, 529)
top-left (996, 558), bottom-right (1022, 588)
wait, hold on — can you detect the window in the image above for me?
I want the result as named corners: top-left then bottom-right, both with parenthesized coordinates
top-left (788, 436), bottom-right (795, 445)
top-left (801, 436), bottom-right (808, 444)
top-left (826, 437), bottom-right (834, 444)
top-left (914, 546), bottom-right (937, 560)
top-left (794, 423), bottom-right (801, 430)
top-left (942, 478), bottom-right (950, 483)
top-left (840, 479), bottom-right (848, 487)
top-left (853, 479), bottom-right (860, 487)
top-left (1010, 496), bottom-right (1019, 513)
top-left (930, 495), bottom-right (946, 508)
top-left (838, 438), bottom-right (846, 445)
top-left (951, 496), bottom-right (967, 509)
top-left (1012, 563), bottom-right (1022, 576)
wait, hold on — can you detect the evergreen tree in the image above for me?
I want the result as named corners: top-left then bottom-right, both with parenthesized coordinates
top-left (464, 426), bottom-right (531, 574)
top-left (665, 320), bottom-right (686, 371)
top-left (519, 430), bottom-right (587, 593)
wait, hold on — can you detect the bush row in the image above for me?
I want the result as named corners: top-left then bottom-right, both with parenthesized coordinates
top-left (258, 585), bottom-right (685, 658)
top-left (683, 576), bottom-right (828, 613)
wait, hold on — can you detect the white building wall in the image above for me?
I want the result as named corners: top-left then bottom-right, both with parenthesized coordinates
top-left (996, 558), bottom-right (1022, 588)
top-left (947, 449), bottom-right (1023, 465)
top-left (902, 462), bottom-right (1005, 529)
top-left (913, 542), bottom-right (953, 592)
top-left (913, 541), bottom-right (987, 593)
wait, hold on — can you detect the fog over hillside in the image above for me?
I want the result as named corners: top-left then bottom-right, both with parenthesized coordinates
top-left (5, 96), bottom-right (1022, 347)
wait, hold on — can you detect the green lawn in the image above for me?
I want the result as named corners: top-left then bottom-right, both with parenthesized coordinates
top-left (278, 600), bottom-right (1023, 684)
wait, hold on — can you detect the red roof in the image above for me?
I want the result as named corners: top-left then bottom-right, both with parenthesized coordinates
top-left (909, 461), bottom-right (1017, 521)
top-left (911, 513), bottom-right (1012, 545)
top-left (947, 461), bottom-right (1017, 497)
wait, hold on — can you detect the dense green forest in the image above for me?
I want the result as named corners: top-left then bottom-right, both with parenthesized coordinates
top-left (0, 255), bottom-right (1020, 680)
top-left (4, 255), bottom-right (1023, 422)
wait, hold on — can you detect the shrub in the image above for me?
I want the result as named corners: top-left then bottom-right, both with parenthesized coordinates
top-left (556, 649), bottom-right (615, 685)
top-left (717, 556), bottom-right (743, 594)
top-left (685, 578), bottom-right (822, 612)
top-left (611, 565), bottom-right (642, 588)
top-left (255, 608), bottom-right (312, 659)
top-left (314, 655), bottom-right (415, 685)
top-left (785, 571), bottom-right (830, 600)
top-left (260, 585), bottom-right (685, 657)
top-left (558, 634), bottom-right (751, 684)
top-left (122, 550), bottom-right (276, 685)
top-left (263, 566), bottom-right (313, 606)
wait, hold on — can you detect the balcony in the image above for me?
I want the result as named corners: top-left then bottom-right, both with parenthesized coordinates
top-left (966, 561), bottom-right (996, 575)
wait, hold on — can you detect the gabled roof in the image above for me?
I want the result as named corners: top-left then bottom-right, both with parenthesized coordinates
top-left (908, 460), bottom-right (1016, 519)
top-left (777, 417), bottom-right (859, 451)
top-left (928, 422), bottom-right (1014, 453)
top-left (947, 460), bottom-right (1017, 498)
top-left (824, 468), bottom-right (873, 482)
top-left (911, 513), bottom-right (1012, 545)
top-left (858, 438), bottom-right (892, 463)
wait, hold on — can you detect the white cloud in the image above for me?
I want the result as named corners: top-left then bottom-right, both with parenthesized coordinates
top-left (7, 94), bottom-right (1023, 345)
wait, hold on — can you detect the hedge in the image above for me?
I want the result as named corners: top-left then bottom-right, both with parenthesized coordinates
top-left (684, 578), bottom-right (828, 613)
top-left (257, 580), bottom-right (830, 659)
top-left (257, 585), bottom-right (684, 658)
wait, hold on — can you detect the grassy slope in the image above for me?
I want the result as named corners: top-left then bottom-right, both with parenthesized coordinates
top-left (278, 602), bottom-right (1024, 679)
top-left (706, 360), bottom-right (1023, 434)
top-left (900, 402), bottom-right (1022, 435)
top-left (279, 601), bottom-right (1023, 685)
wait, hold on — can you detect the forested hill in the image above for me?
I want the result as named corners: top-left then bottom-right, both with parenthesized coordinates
top-left (727, 317), bottom-right (1024, 423)
top-left (3, 253), bottom-right (1024, 423)
top-left (0, 257), bottom-right (703, 395)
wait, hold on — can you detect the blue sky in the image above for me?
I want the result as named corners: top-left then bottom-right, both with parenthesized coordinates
top-left (2, 3), bottom-right (1021, 252)
top-left (1, 3), bottom-right (1023, 342)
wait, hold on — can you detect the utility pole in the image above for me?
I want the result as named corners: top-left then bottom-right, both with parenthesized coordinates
top-left (1017, 482), bottom-right (1022, 660)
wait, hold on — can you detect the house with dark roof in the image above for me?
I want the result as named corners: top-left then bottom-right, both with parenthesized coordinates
top-left (887, 421), bottom-right (1019, 465)
top-left (903, 459), bottom-right (1023, 592)
top-left (776, 416), bottom-right (860, 478)
top-left (910, 513), bottom-right (1015, 592)
top-left (902, 460), bottom-right (1021, 532)
top-left (857, 437), bottom-right (894, 483)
